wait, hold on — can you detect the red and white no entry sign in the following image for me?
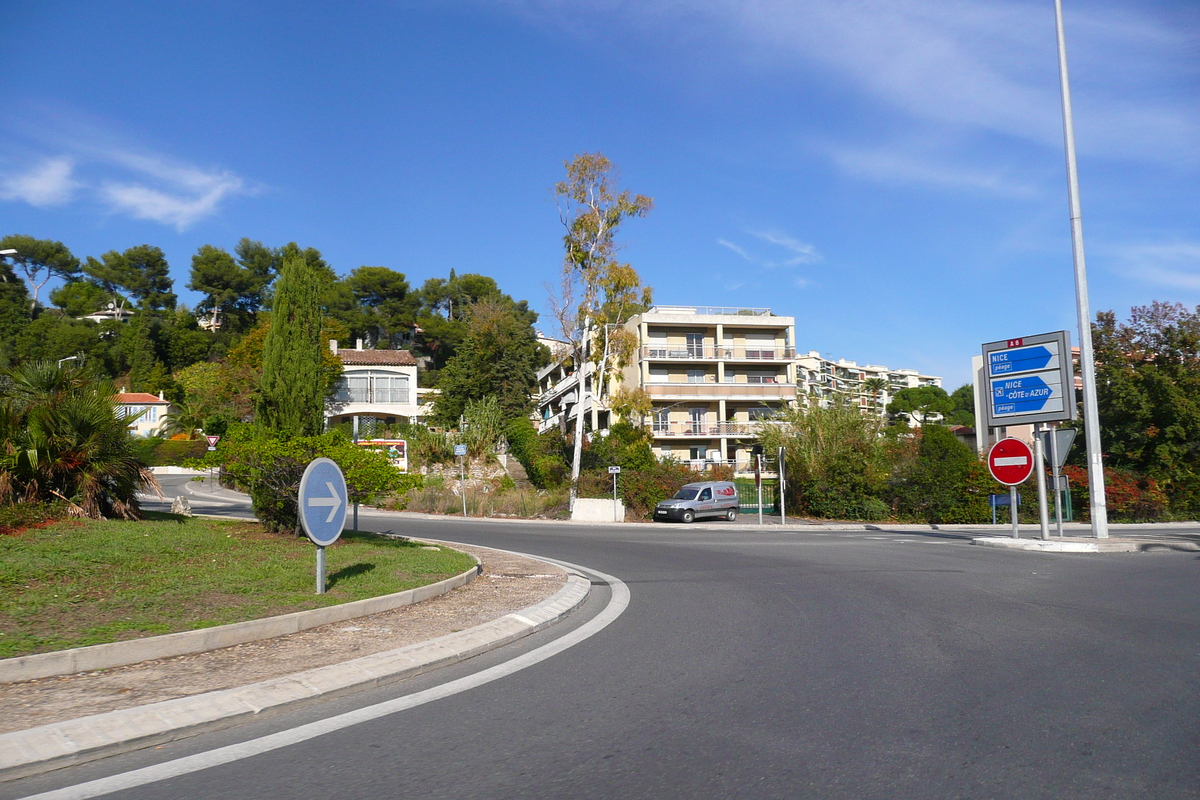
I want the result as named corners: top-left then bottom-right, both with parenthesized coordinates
top-left (988, 438), bottom-right (1034, 485)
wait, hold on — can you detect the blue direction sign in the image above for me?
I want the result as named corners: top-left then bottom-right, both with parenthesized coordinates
top-left (988, 345), bottom-right (1053, 376)
top-left (299, 457), bottom-right (348, 546)
top-left (992, 375), bottom-right (1053, 414)
top-left (981, 331), bottom-right (1075, 428)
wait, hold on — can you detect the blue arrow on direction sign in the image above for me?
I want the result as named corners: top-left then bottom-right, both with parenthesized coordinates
top-left (988, 345), bottom-right (1054, 376)
top-left (991, 375), bottom-right (1054, 415)
top-left (299, 457), bottom-right (348, 547)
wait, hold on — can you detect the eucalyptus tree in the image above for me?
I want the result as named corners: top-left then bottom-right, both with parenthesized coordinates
top-left (551, 152), bottom-right (653, 502)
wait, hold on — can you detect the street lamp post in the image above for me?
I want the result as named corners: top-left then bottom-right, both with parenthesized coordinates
top-left (1054, 0), bottom-right (1109, 538)
top-left (57, 356), bottom-right (81, 368)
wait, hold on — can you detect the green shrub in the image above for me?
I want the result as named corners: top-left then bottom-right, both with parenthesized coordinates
top-left (130, 437), bottom-right (209, 467)
top-left (505, 417), bottom-right (568, 488)
top-left (887, 426), bottom-right (992, 523)
top-left (579, 460), bottom-right (727, 519)
top-left (190, 424), bottom-right (402, 533)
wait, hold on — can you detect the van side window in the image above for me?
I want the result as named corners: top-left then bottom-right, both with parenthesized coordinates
top-left (699, 488), bottom-right (712, 501)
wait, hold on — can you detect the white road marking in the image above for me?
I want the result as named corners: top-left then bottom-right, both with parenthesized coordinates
top-left (21, 559), bottom-right (629, 800)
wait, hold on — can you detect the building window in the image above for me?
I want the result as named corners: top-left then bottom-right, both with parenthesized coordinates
top-left (747, 372), bottom-right (777, 384)
top-left (687, 370), bottom-right (706, 383)
top-left (748, 407), bottom-right (776, 421)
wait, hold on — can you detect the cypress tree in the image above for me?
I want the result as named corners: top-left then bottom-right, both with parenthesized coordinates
top-left (258, 254), bottom-right (325, 436)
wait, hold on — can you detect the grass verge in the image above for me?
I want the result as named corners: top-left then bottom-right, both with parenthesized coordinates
top-left (0, 512), bottom-right (476, 660)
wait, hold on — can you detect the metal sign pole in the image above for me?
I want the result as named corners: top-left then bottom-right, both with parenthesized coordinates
top-left (1050, 426), bottom-right (1064, 537)
top-left (1010, 486), bottom-right (1019, 539)
top-left (316, 546), bottom-right (326, 594)
top-left (756, 454), bottom-right (764, 525)
top-left (1035, 424), bottom-right (1051, 540)
top-left (461, 456), bottom-right (467, 517)
top-left (352, 416), bottom-right (359, 532)
top-left (613, 472), bottom-right (619, 522)
top-left (778, 447), bottom-right (786, 526)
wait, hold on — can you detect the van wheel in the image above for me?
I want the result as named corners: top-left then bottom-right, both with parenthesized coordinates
top-left (726, 508), bottom-right (738, 521)
top-left (681, 509), bottom-right (695, 524)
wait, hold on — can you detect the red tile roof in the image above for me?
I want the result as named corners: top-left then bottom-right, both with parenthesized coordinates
top-left (116, 392), bottom-right (169, 404)
top-left (337, 349), bottom-right (417, 366)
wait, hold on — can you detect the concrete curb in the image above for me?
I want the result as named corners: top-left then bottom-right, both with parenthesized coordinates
top-left (0, 558), bottom-right (482, 684)
top-left (972, 536), bottom-right (1200, 553)
top-left (0, 572), bottom-right (591, 781)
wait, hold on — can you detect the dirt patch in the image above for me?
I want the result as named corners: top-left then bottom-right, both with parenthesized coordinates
top-left (0, 542), bottom-right (567, 734)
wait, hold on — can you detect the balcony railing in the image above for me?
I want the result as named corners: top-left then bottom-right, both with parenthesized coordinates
top-left (650, 421), bottom-right (772, 437)
top-left (337, 388), bottom-right (411, 404)
top-left (642, 346), bottom-right (796, 361)
top-left (645, 383), bottom-right (796, 399)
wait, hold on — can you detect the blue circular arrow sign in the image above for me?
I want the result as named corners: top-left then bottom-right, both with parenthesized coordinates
top-left (298, 457), bottom-right (348, 546)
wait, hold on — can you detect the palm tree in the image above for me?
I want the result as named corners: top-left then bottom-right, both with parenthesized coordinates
top-left (0, 361), bottom-right (156, 518)
top-left (862, 377), bottom-right (888, 412)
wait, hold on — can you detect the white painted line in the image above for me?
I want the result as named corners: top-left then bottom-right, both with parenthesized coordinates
top-left (20, 560), bottom-right (629, 800)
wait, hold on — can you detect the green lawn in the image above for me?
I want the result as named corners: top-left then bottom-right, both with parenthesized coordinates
top-left (0, 513), bottom-right (476, 660)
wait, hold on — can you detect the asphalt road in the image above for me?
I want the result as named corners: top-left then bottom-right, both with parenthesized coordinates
top-left (11, 483), bottom-right (1200, 799)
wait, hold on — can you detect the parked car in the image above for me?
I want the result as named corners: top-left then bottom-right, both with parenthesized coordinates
top-left (654, 481), bottom-right (739, 523)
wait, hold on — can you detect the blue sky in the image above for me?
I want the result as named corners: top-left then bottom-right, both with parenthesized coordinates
top-left (2, 0), bottom-right (1197, 388)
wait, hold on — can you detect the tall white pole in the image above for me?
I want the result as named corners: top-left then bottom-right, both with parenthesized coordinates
top-left (1054, 0), bottom-right (1108, 538)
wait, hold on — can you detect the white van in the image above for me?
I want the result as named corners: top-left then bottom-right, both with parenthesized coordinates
top-left (654, 481), bottom-right (739, 523)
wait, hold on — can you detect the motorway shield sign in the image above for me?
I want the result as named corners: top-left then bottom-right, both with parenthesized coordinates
top-left (988, 438), bottom-right (1035, 486)
top-left (298, 458), bottom-right (348, 546)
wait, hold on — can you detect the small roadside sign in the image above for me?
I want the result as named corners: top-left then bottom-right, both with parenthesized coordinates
top-left (608, 465), bottom-right (621, 474)
top-left (298, 458), bottom-right (348, 547)
top-left (454, 444), bottom-right (467, 457)
top-left (206, 434), bottom-right (220, 451)
top-left (1038, 428), bottom-right (1077, 470)
top-left (988, 438), bottom-right (1034, 485)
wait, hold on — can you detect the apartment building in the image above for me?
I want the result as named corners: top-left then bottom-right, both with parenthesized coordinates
top-left (794, 351), bottom-right (942, 416)
top-left (621, 305), bottom-right (798, 468)
top-left (533, 305), bottom-right (942, 468)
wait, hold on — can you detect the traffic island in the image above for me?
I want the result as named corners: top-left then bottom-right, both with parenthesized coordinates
top-left (972, 536), bottom-right (1200, 553)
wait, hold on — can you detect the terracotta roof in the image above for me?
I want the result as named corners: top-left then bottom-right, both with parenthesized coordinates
top-left (337, 349), bottom-right (417, 366)
top-left (116, 392), bottom-right (169, 404)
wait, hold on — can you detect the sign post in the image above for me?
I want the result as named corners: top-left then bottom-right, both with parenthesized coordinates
top-left (299, 458), bottom-right (348, 594)
top-left (988, 438), bottom-right (1034, 539)
top-left (454, 444), bottom-right (468, 516)
top-left (609, 465), bottom-right (621, 521)
top-left (778, 446), bottom-right (786, 526)
top-left (1040, 427), bottom-right (1076, 537)
top-left (984, 332), bottom-right (1076, 541)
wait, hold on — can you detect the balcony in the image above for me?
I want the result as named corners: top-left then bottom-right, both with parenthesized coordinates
top-left (645, 383), bottom-right (796, 400)
top-left (337, 388), bottom-right (411, 404)
top-left (642, 346), bottom-right (796, 362)
top-left (650, 421), bottom-right (768, 438)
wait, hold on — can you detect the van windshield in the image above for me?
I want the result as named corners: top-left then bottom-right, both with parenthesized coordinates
top-left (673, 488), bottom-right (700, 500)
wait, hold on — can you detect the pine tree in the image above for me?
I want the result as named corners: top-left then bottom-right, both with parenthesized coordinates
top-left (258, 254), bottom-right (325, 436)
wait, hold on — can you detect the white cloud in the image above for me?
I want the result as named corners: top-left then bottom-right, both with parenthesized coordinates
top-left (0, 156), bottom-right (80, 206)
top-left (751, 231), bottom-right (821, 266)
top-left (828, 145), bottom-right (1038, 196)
top-left (1, 110), bottom-right (252, 229)
top-left (505, 0), bottom-right (1200, 166)
top-left (718, 230), bottom-right (822, 271)
top-left (99, 164), bottom-right (245, 231)
top-left (1116, 242), bottom-right (1200, 291)
top-left (718, 238), bottom-right (751, 260)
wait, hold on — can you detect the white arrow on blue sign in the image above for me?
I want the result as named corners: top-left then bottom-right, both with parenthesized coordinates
top-left (992, 375), bottom-right (1054, 414)
top-left (299, 457), bottom-right (348, 546)
top-left (988, 345), bottom-right (1055, 376)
